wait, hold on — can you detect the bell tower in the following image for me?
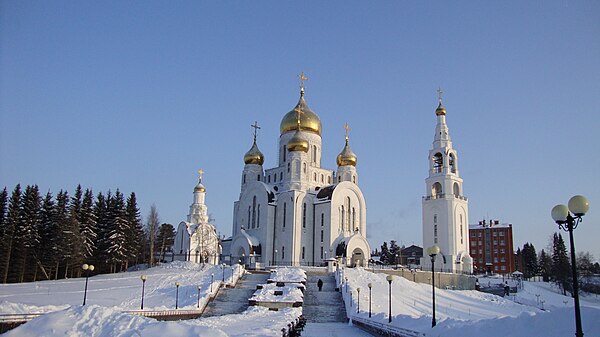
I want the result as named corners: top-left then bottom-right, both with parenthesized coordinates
top-left (421, 89), bottom-right (472, 274)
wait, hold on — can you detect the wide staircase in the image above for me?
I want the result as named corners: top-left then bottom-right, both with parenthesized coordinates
top-left (202, 271), bottom-right (269, 317)
top-left (302, 272), bottom-right (347, 323)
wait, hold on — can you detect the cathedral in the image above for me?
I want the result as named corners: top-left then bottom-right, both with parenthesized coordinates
top-left (228, 78), bottom-right (371, 269)
top-left (173, 170), bottom-right (221, 265)
top-left (420, 93), bottom-right (473, 274)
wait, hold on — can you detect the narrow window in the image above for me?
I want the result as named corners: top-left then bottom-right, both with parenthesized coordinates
top-left (321, 213), bottom-right (324, 227)
top-left (352, 208), bottom-right (356, 230)
top-left (303, 162), bottom-right (306, 173)
top-left (313, 172), bottom-right (317, 181)
top-left (341, 206), bottom-right (345, 229)
top-left (282, 246), bottom-right (285, 260)
top-left (328, 176), bottom-right (331, 184)
top-left (243, 174), bottom-right (246, 184)
top-left (252, 196), bottom-right (256, 228)
top-left (321, 174), bottom-right (324, 183)
top-left (268, 175), bottom-right (271, 183)
top-left (320, 246), bottom-right (323, 259)
top-left (312, 145), bottom-right (317, 163)
top-left (302, 246), bottom-right (305, 259)
top-left (257, 174), bottom-right (260, 181)
top-left (283, 202), bottom-right (286, 228)
top-left (257, 204), bottom-right (260, 228)
top-left (434, 224), bottom-right (438, 237)
top-left (320, 230), bottom-right (324, 242)
top-left (433, 152), bottom-right (443, 173)
top-left (302, 203), bottom-right (306, 228)
top-left (280, 172), bottom-right (283, 181)
top-left (345, 197), bottom-right (351, 231)
top-left (287, 163), bottom-right (290, 173)
top-left (282, 145), bottom-right (286, 162)
top-left (247, 206), bottom-right (251, 228)
top-left (434, 214), bottom-right (437, 223)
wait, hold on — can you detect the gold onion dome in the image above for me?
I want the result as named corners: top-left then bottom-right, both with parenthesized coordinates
top-left (287, 130), bottom-right (309, 152)
top-left (435, 101), bottom-right (447, 116)
top-left (280, 89), bottom-right (322, 136)
top-left (244, 140), bottom-right (265, 165)
top-left (336, 138), bottom-right (357, 167)
top-left (194, 181), bottom-right (206, 193)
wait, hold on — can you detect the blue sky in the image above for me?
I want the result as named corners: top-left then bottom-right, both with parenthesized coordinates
top-left (1, 1), bottom-right (599, 259)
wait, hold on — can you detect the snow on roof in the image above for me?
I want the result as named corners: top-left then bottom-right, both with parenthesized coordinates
top-left (240, 229), bottom-right (260, 246)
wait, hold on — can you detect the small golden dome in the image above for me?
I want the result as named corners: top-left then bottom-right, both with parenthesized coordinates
top-left (336, 138), bottom-right (357, 167)
top-left (435, 101), bottom-right (446, 116)
top-left (244, 141), bottom-right (264, 165)
top-left (194, 181), bottom-right (206, 193)
top-left (280, 89), bottom-right (322, 136)
top-left (287, 130), bottom-right (309, 152)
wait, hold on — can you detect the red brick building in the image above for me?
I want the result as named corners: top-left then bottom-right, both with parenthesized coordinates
top-left (469, 219), bottom-right (515, 274)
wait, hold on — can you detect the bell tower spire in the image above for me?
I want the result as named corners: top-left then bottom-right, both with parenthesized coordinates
top-left (421, 91), bottom-right (472, 274)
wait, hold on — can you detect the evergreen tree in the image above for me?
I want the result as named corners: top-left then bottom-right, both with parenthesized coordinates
top-left (12, 185), bottom-right (41, 282)
top-left (94, 192), bottom-right (110, 272)
top-left (125, 192), bottom-right (144, 268)
top-left (521, 243), bottom-right (538, 279)
top-left (380, 242), bottom-right (391, 265)
top-left (156, 223), bottom-right (176, 262)
top-left (389, 240), bottom-right (401, 265)
top-left (576, 252), bottom-right (595, 277)
top-left (79, 189), bottom-right (97, 260)
top-left (538, 249), bottom-right (552, 282)
top-left (551, 232), bottom-right (571, 295)
top-left (64, 187), bottom-right (84, 278)
top-left (53, 190), bottom-right (71, 279)
top-left (515, 247), bottom-right (522, 272)
top-left (106, 190), bottom-right (128, 272)
top-left (2, 184), bottom-right (21, 283)
top-left (38, 191), bottom-right (56, 280)
top-left (0, 188), bottom-right (7, 281)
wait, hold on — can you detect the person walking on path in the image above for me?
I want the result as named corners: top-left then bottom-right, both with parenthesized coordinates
top-left (317, 279), bottom-right (323, 291)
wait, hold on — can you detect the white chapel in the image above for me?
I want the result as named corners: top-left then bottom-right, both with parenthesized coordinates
top-left (421, 93), bottom-right (473, 273)
top-left (173, 170), bottom-right (221, 264)
top-left (229, 77), bottom-right (371, 269)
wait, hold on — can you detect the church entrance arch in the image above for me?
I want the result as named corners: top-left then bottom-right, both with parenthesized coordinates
top-left (351, 248), bottom-right (365, 267)
top-left (237, 247), bottom-right (247, 265)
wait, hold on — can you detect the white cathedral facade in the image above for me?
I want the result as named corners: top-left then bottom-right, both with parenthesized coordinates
top-left (228, 85), bottom-right (371, 269)
top-left (421, 97), bottom-right (473, 274)
top-left (173, 172), bottom-right (221, 265)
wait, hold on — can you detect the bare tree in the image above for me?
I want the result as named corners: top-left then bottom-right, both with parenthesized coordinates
top-left (146, 205), bottom-right (160, 267)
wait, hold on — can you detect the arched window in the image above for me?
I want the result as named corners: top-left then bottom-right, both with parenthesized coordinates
top-left (432, 182), bottom-right (442, 197)
top-left (302, 246), bottom-right (305, 259)
top-left (338, 176), bottom-right (341, 183)
top-left (352, 208), bottom-right (356, 230)
top-left (243, 174), bottom-right (246, 184)
top-left (328, 176), bottom-right (331, 184)
top-left (453, 183), bottom-right (460, 197)
top-left (257, 174), bottom-right (260, 181)
top-left (313, 172), bottom-right (317, 181)
top-left (352, 175), bottom-right (356, 184)
top-left (321, 174), bottom-right (324, 183)
top-left (312, 145), bottom-right (317, 163)
top-left (257, 204), bottom-right (261, 228)
top-left (341, 206), bottom-right (344, 229)
top-left (460, 214), bottom-right (463, 244)
top-left (279, 172), bottom-right (283, 181)
top-left (449, 153), bottom-right (456, 173)
top-left (247, 206), bottom-right (251, 228)
top-left (251, 196), bottom-right (257, 228)
top-left (320, 230), bottom-right (324, 242)
top-left (282, 246), bottom-right (285, 260)
top-left (345, 197), bottom-right (351, 231)
top-left (287, 163), bottom-right (290, 173)
top-left (283, 202), bottom-right (287, 228)
top-left (303, 162), bottom-right (307, 173)
top-left (268, 175), bottom-right (271, 183)
top-left (302, 203), bottom-right (306, 228)
top-left (320, 246), bottom-right (323, 259)
top-left (321, 213), bottom-right (324, 226)
top-left (282, 145), bottom-right (286, 162)
top-left (433, 152), bottom-right (443, 173)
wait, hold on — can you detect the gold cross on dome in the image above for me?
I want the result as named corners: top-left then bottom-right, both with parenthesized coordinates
top-left (251, 121), bottom-right (261, 141)
top-left (198, 168), bottom-right (204, 180)
top-left (294, 105), bottom-right (304, 128)
top-left (298, 71), bottom-right (308, 90)
top-left (344, 122), bottom-right (351, 140)
top-left (437, 87), bottom-right (444, 103)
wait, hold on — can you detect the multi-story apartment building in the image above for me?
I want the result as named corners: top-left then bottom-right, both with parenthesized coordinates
top-left (469, 219), bottom-right (515, 274)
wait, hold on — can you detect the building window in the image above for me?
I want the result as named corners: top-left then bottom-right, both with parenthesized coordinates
top-left (434, 224), bottom-right (438, 237)
top-left (280, 172), bottom-right (283, 181)
top-left (352, 208), bottom-right (356, 230)
top-left (345, 197), bottom-right (351, 231)
top-left (432, 182), bottom-right (442, 196)
top-left (494, 266), bottom-right (498, 271)
top-left (479, 249), bottom-right (483, 254)
top-left (257, 174), bottom-right (260, 181)
top-left (501, 257), bottom-right (505, 262)
top-left (257, 204), bottom-right (260, 228)
top-left (321, 213), bottom-right (324, 227)
top-left (247, 207), bottom-right (251, 228)
top-left (479, 258), bottom-right (483, 263)
top-left (478, 241), bottom-right (482, 246)
top-left (321, 174), bottom-right (324, 183)
top-left (353, 175), bottom-right (356, 183)
top-left (328, 176), bottom-right (331, 184)
top-left (321, 230), bottom-right (324, 242)
top-left (494, 257), bottom-right (498, 263)
top-left (433, 152), bottom-right (443, 173)
top-left (303, 162), bottom-right (307, 173)
top-left (500, 240), bottom-right (505, 246)
top-left (282, 145), bottom-right (286, 162)
top-left (501, 265), bottom-right (506, 271)
top-left (449, 153), bottom-right (456, 173)
top-left (478, 232), bottom-right (482, 237)
top-left (313, 172), bottom-right (317, 181)
top-left (493, 240), bottom-right (498, 245)
top-left (434, 214), bottom-right (437, 223)
top-left (268, 175), bottom-right (271, 183)
top-left (470, 232), bottom-right (476, 237)
top-left (500, 232), bottom-right (505, 237)
top-left (302, 203), bottom-right (306, 228)
top-left (243, 174), bottom-right (246, 184)
top-left (251, 196), bottom-right (257, 228)
top-left (500, 249), bottom-right (505, 254)
top-left (287, 163), bottom-right (290, 173)
top-left (283, 202), bottom-right (286, 228)
top-left (494, 249), bottom-right (498, 254)
top-left (493, 232), bottom-right (497, 237)
top-left (282, 246), bottom-right (285, 260)
top-left (274, 174), bottom-right (277, 182)
top-left (471, 249), bottom-right (476, 255)
top-left (320, 246), bottom-right (323, 259)
top-left (302, 246), bottom-right (305, 259)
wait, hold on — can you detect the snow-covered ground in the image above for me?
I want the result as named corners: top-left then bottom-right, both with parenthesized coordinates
top-left (341, 267), bottom-right (600, 337)
top-left (2, 263), bottom-right (600, 337)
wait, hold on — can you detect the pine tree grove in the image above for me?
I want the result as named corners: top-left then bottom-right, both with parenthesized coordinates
top-left (0, 184), bottom-right (155, 283)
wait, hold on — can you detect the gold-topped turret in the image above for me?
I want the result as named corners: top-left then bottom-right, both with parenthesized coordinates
top-left (244, 121), bottom-right (265, 165)
top-left (336, 123), bottom-right (357, 167)
top-left (280, 72), bottom-right (322, 135)
top-left (287, 105), bottom-right (309, 152)
top-left (194, 169), bottom-right (206, 193)
top-left (435, 87), bottom-right (446, 116)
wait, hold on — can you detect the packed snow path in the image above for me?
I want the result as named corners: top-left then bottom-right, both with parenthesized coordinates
top-left (303, 273), bottom-right (348, 323)
top-left (302, 322), bottom-right (374, 337)
top-left (202, 271), bottom-right (269, 317)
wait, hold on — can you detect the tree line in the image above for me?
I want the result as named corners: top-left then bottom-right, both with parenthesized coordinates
top-left (517, 233), bottom-right (600, 295)
top-left (0, 184), bottom-right (176, 283)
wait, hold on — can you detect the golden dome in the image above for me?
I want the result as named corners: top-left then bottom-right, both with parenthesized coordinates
top-left (280, 89), bottom-right (322, 136)
top-left (287, 130), bottom-right (309, 152)
top-left (336, 138), bottom-right (357, 167)
top-left (194, 181), bottom-right (206, 193)
top-left (435, 101), bottom-right (447, 116)
top-left (244, 140), bottom-right (264, 165)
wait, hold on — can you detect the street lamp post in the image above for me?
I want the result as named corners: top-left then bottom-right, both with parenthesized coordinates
top-left (140, 275), bottom-right (147, 310)
top-left (551, 195), bottom-right (589, 337)
top-left (357, 287), bottom-right (361, 314)
top-left (175, 282), bottom-right (181, 309)
top-left (81, 264), bottom-right (94, 306)
top-left (368, 283), bottom-right (372, 318)
top-left (427, 245), bottom-right (441, 328)
top-left (386, 274), bottom-right (393, 323)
